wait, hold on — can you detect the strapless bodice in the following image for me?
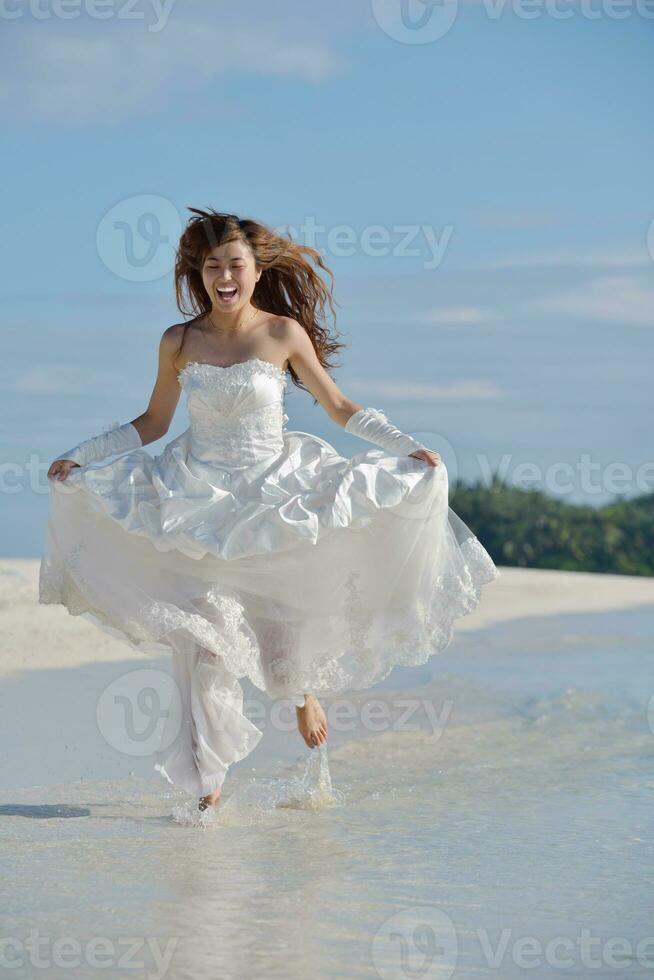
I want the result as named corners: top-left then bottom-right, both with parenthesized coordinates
top-left (177, 358), bottom-right (289, 468)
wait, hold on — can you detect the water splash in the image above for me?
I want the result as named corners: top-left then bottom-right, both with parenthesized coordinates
top-left (273, 745), bottom-right (346, 811)
top-left (170, 797), bottom-right (218, 829)
top-left (169, 747), bottom-right (346, 827)
top-left (223, 745), bottom-right (346, 818)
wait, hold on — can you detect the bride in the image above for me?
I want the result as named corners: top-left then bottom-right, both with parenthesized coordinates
top-left (40, 208), bottom-right (499, 814)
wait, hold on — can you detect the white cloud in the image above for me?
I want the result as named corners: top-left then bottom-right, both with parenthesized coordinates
top-left (473, 208), bottom-right (562, 230)
top-left (417, 307), bottom-right (494, 326)
top-left (13, 366), bottom-right (89, 395)
top-left (531, 275), bottom-right (654, 327)
top-left (349, 379), bottom-right (504, 401)
top-left (12, 365), bottom-right (132, 394)
top-left (0, 18), bottom-right (347, 123)
top-left (489, 248), bottom-right (651, 271)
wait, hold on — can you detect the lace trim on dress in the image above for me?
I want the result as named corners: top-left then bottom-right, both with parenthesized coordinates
top-left (39, 534), bottom-right (498, 702)
top-left (259, 537), bottom-right (499, 698)
top-left (38, 554), bottom-right (267, 689)
top-left (177, 358), bottom-right (287, 390)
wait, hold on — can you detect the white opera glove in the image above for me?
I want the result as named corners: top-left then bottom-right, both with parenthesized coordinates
top-left (56, 421), bottom-right (142, 467)
top-left (344, 407), bottom-right (427, 456)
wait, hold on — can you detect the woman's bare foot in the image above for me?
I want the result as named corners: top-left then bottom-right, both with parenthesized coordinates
top-left (296, 694), bottom-right (328, 748)
top-left (198, 787), bottom-right (222, 811)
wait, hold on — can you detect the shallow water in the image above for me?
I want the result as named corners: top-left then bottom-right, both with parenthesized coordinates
top-left (1, 605), bottom-right (653, 979)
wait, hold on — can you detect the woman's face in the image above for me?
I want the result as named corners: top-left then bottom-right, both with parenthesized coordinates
top-left (201, 239), bottom-right (260, 312)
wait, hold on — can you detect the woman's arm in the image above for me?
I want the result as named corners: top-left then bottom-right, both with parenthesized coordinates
top-left (47, 325), bottom-right (183, 480)
top-left (133, 324), bottom-right (184, 443)
top-left (282, 318), bottom-right (364, 426)
top-left (282, 318), bottom-right (441, 467)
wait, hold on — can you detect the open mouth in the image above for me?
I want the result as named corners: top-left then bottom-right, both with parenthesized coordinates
top-left (217, 287), bottom-right (239, 302)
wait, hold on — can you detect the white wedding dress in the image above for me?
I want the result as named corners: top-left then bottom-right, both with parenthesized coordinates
top-left (39, 357), bottom-right (499, 798)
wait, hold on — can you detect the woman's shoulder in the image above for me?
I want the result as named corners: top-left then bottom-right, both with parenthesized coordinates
top-left (160, 321), bottom-right (196, 374)
top-left (163, 321), bottom-right (186, 341)
top-left (163, 315), bottom-right (211, 346)
top-left (163, 317), bottom-right (201, 342)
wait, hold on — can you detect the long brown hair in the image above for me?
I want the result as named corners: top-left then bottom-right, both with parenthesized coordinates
top-left (174, 207), bottom-right (346, 398)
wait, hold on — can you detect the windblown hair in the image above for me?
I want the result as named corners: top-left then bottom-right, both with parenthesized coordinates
top-left (174, 207), bottom-right (346, 398)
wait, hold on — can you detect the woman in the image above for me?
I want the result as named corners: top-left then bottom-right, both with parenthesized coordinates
top-left (40, 208), bottom-right (499, 813)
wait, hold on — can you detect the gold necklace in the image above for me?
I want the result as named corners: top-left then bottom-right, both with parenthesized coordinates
top-left (207, 305), bottom-right (260, 333)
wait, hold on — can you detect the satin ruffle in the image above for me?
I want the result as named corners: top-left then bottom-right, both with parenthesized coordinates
top-left (59, 427), bottom-right (446, 562)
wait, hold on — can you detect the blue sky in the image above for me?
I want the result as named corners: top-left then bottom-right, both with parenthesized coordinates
top-left (2, 0), bottom-right (652, 556)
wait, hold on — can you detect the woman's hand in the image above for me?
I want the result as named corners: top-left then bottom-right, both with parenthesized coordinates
top-left (409, 449), bottom-right (441, 468)
top-left (47, 459), bottom-right (81, 482)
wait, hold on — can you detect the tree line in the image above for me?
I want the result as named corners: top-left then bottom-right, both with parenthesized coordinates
top-left (449, 477), bottom-right (654, 576)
